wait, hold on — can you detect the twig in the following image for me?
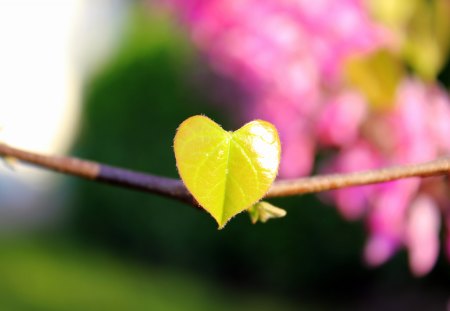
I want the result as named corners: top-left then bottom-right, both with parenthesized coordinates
top-left (0, 143), bottom-right (194, 205)
top-left (266, 158), bottom-right (450, 197)
top-left (0, 143), bottom-right (449, 206)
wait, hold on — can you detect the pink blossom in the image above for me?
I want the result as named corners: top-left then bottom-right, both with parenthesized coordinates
top-left (328, 80), bottom-right (450, 271)
top-left (365, 178), bottom-right (420, 265)
top-left (428, 86), bottom-right (450, 152)
top-left (388, 80), bottom-right (441, 163)
top-left (406, 195), bottom-right (441, 276)
top-left (316, 91), bottom-right (367, 147)
top-left (364, 234), bottom-right (398, 267)
top-left (165, 0), bottom-right (386, 177)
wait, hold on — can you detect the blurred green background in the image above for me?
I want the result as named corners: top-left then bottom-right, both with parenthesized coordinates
top-left (1, 3), bottom-right (450, 311)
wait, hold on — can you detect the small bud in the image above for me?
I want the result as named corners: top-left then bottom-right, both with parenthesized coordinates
top-left (248, 201), bottom-right (287, 224)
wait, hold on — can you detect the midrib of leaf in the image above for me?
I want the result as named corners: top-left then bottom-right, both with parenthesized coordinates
top-left (219, 135), bottom-right (260, 226)
top-left (219, 133), bottom-right (233, 226)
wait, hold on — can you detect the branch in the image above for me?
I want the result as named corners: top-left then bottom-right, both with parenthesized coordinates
top-left (0, 143), bottom-right (449, 207)
top-left (0, 143), bottom-right (195, 205)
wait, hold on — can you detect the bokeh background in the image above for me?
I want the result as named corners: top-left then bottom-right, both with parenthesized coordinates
top-left (1, 1), bottom-right (450, 310)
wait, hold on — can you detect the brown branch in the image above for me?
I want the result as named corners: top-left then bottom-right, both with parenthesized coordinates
top-left (0, 143), bottom-right (195, 206)
top-left (0, 143), bottom-right (449, 206)
top-left (266, 158), bottom-right (450, 197)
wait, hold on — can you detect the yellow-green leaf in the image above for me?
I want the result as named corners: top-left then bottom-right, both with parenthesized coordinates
top-left (402, 0), bottom-right (450, 80)
top-left (367, 0), bottom-right (419, 29)
top-left (344, 49), bottom-right (403, 111)
top-left (174, 115), bottom-right (280, 229)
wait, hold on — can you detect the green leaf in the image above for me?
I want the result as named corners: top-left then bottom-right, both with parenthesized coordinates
top-left (367, 0), bottom-right (420, 29)
top-left (402, 0), bottom-right (450, 80)
top-left (344, 49), bottom-right (403, 111)
top-left (368, 0), bottom-right (450, 80)
top-left (174, 115), bottom-right (281, 229)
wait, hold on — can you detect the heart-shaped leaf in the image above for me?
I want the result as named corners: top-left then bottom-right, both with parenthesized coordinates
top-left (174, 115), bottom-right (280, 228)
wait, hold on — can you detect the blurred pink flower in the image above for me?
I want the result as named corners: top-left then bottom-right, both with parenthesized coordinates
top-left (365, 178), bottom-right (420, 265)
top-left (328, 79), bottom-right (450, 272)
top-left (406, 195), bottom-right (441, 276)
top-left (165, 0), bottom-right (386, 177)
top-left (164, 0), bottom-right (450, 275)
top-left (316, 91), bottom-right (367, 148)
top-left (364, 234), bottom-right (398, 267)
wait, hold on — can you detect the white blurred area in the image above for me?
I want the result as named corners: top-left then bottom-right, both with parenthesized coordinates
top-left (0, 0), bottom-right (129, 229)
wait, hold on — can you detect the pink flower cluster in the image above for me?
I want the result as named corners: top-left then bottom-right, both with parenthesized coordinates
top-left (322, 80), bottom-right (450, 276)
top-left (164, 0), bottom-right (450, 275)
